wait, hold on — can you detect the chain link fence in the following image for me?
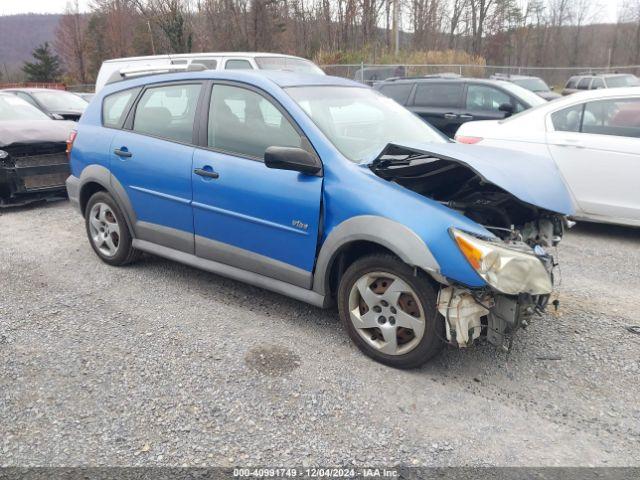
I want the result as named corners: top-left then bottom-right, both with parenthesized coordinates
top-left (321, 64), bottom-right (640, 88)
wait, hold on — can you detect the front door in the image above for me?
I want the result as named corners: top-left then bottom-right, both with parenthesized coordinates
top-left (191, 83), bottom-right (323, 288)
top-left (546, 97), bottom-right (640, 221)
top-left (109, 82), bottom-right (203, 252)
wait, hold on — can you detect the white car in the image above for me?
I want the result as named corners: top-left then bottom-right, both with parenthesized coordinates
top-left (95, 52), bottom-right (324, 92)
top-left (455, 87), bottom-right (640, 227)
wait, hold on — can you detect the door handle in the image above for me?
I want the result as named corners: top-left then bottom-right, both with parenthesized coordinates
top-left (443, 113), bottom-right (458, 119)
top-left (194, 168), bottom-right (219, 179)
top-left (459, 114), bottom-right (474, 120)
top-left (114, 148), bottom-right (132, 158)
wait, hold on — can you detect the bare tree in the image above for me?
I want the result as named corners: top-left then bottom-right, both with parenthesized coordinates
top-left (55, 0), bottom-right (88, 83)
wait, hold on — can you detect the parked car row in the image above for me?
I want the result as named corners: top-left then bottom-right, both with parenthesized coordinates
top-left (4, 50), bottom-right (638, 367)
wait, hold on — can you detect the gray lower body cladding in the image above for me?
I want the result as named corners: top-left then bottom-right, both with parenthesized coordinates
top-left (0, 143), bottom-right (69, 206)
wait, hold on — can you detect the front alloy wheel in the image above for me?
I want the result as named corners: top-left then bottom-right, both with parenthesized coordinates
top-left (348, 272), bottom-right (426, 356)
top-left (338, 254), bottom-right (444, 368)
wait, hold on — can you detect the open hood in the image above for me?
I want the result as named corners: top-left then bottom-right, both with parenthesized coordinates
top-left (368, 142), bottom-right (574, 216)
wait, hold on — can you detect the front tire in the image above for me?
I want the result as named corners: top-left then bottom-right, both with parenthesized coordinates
top-left (85, 191), bottom-right (140, 266)
top-left (338, 254), bottom-right (445, 369)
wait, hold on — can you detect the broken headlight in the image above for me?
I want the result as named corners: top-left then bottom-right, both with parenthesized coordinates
top-left (451, 228), bottom-right (552, 295)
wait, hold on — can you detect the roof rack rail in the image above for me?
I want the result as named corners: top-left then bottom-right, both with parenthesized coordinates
top-left (105, 63), bottom-right (206, 86)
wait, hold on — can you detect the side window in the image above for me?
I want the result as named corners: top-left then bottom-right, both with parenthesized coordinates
top-left (208, 84), bottom-right (302, 158)
top-left (413, 83), bottom-right (462, 108)
top-left (102, 87), bottom-right (141, 128)
top-left (132, 83), bottom-right (201, 143)
top-left (565, 78), bottom-right (578, 89)
top-left (577, 77), bottom-right (591, 90)
top-left (196, 59), bottom-right (218, 69)
top-left (379, 83), bottom-right (414, 105)
top-left (582, 98), bottom-right (640, 138)
top-left (591, 77), bottom-right (605, 89)
top-left (465, 84), bottom-right (511, 112)
top-left (225, 59), bottom-right (253, 70)
top-left (551, 104), bottom-right (584, 132)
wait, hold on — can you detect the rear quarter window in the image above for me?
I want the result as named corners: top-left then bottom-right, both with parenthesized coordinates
top-left (102, 87), bottom-right (141, 128)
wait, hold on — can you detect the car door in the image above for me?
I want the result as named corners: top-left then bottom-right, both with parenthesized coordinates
top-left (409, 82), bottom-right (464, 137)
top-left (109, 82), bottom-right (204, 253)
top-left (191, 82), bottom-right (322, 288)
top-left (461, 83), bottom-right (515, 124)
top-left (546, 97), bottom-right (640, 222)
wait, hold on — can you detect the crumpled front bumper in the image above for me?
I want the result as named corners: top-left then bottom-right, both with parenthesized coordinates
top-left (437, 286), bottom-right (549, 351)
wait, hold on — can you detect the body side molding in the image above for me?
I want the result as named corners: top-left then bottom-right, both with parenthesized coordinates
top-left (133, 239), bottom-right (327, 308)
top-left (312, 215), bottom-right (441, 296)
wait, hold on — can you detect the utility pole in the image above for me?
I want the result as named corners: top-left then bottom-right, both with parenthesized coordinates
top-left (393, 0), bottom-right (400, 57)
top-left (147, 20), bottom-right (156, 55)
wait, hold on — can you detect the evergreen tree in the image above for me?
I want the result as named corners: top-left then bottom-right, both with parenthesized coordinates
top-left (22, 42), bottom-right (62, 82)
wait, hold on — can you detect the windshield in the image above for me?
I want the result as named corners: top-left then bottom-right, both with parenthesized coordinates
top-left (32, 90), bottom-right (88, 111)
top-left (512, 77), bottom-right (550, 92)
top-left (0, 94), bottom-right (50, 121)
top-left (500, 82), bottom-right (547, 107)
top-left (255, 57), bottom-right (324, 75)
top-left (287, 86), bottom-right (447, 163)
top-left (606, 75), bottom-right (640, 88)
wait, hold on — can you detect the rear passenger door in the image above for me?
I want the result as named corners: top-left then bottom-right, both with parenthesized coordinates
top-left (409, 82), bottom-right (464, 137)
top-left (191, 82), bottom-right (322, 288)
top-left (108, 82), bottom-right (204, 253)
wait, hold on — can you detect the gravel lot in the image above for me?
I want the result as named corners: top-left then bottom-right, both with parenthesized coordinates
top-left (1, 201), bottom-right (639, 467)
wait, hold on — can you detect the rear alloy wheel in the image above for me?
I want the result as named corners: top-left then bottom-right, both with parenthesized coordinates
top-left (85, 191), bottom-right (140, 266)
top-left (338, 254), bottom-right (444, 368)
top-left (88, 202), bottom-right (121, 258)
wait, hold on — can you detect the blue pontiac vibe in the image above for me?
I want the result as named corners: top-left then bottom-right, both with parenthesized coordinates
top-left (66, 68), bottom-right (573, 368)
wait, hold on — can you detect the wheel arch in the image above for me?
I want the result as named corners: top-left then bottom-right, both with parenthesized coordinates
top-left (312, 216), bottom-right (442, 299)
top-left (77, 165), bottom-right (137, 237)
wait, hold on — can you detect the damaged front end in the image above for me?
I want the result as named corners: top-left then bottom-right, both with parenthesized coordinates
top-left (0, 143), bottom-right (70, 207)
top-left (370, 143), bottom-right (574, 351)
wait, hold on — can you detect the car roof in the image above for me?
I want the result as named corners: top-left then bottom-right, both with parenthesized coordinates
top-left (103, 52), bottom-right (310, 64)
top-left (377, 77), bottom-right (514, 87)
top-left (1, 88), bottom-right (67, 93)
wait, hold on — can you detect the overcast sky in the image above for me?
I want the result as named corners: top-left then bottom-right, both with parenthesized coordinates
top-left (0, 0), bottom-right (623, 23)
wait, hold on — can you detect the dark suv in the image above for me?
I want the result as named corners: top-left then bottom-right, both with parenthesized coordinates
top-left (374, 77), bottom-right (546, 137)
top-left (562, 73), bottom-right (640, 96)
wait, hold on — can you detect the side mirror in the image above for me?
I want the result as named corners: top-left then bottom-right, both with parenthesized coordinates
top-left (550, 86), bottom-right (555, 91)
top-left (498, 103), bottom-right (514, 117)
top-left (264, 146), bottom-right (322, 175)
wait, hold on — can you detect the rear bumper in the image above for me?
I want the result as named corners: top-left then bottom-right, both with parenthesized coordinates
top-left (66, 174), bottom-right (80, 210)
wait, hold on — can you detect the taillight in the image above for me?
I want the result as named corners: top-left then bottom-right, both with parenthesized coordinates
top-left (455, 135), bottom-right (483, 144)
top-left (66, 130), bottom-right (77, 159)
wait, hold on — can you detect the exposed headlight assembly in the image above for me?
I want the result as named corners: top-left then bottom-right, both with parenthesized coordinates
top-left (451, 228), bottom-right (552, 295)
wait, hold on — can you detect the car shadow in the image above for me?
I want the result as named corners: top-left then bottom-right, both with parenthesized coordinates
top-left (568, 220), bottom-right (640, 243)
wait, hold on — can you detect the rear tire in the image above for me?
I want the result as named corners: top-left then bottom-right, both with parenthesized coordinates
top-left (85, 191), bottom-right (140, 266)
top-left (337, 254), bottom-right (445, 369)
